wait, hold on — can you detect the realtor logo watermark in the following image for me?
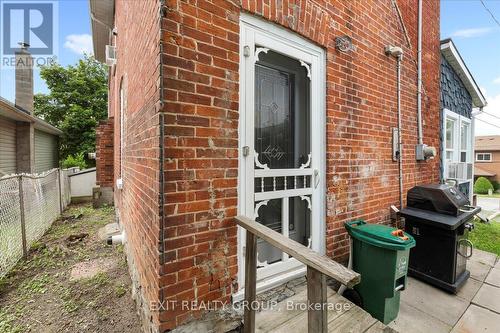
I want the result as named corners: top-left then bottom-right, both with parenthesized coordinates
top-left (1, 0), bottom-right (58, 67)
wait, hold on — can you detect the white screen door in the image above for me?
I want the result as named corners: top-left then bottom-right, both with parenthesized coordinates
top-left (236, 15), bottom-right (326, 297)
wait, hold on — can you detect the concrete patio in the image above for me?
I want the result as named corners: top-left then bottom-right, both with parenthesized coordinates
top-left (389, 249), bottom-right (500, 332)
top-left (250, 249), bottom-right (499, 332)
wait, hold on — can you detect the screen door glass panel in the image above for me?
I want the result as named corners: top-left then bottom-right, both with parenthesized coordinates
top-left (254, 49), bottom-right (311, 266)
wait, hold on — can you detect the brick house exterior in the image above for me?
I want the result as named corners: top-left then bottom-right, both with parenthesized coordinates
top-left (475, 136), bottom-right (500, 183)
top-left (91, 0), bottom-right (441, 331)
top-left (94, 118), bottom-right (115, 205)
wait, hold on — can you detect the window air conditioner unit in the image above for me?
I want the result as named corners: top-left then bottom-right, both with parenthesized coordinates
top-left (105, 45), bottom-right (116, 66)
top-left (446, 162), bottom-right (473, 180)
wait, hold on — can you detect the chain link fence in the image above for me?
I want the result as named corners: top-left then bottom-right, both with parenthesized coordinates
top-left (0, 168), bottom-right (71, 278)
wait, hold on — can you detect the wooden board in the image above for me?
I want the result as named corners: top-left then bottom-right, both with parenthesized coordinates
top-left (364, 322), bottom-right (398, 333)
top-left (235, 216), bottom-right (361, 288)
top-left (255, 284), bottom-right (389, 333)
top-left (244, 232), bottom-right (257, 333)
top-left (327, 304), bottom-right (378, 333)
top-left (307, 267), bottom-right (327, 332)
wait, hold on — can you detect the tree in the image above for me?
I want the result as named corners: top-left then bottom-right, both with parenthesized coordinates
top-left (34, 55), bottom-right (108, 166)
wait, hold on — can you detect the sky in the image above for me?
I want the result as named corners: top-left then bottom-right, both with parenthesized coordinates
top-left (0, 0), bottom-right (499, 136)
top-left (441, 0), bottom-right (500, 136)
top-left (0, 0), bottom-right (92, 101)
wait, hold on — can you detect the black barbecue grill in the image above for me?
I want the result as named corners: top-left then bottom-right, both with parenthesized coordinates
top-left (401, 184), bottom-right (480, 293)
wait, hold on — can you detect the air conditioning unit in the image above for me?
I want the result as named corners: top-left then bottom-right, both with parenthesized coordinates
top-left (105, 45), bottom-right (116, 66)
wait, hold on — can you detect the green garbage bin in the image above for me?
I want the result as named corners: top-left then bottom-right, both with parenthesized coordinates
top-left (344, 220), bottom-right (415, 324)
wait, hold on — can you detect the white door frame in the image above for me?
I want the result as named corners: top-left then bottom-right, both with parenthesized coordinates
top-left (443, 108), bottom-right (473, 201)
top-left (234, 14), bottom-right (326, 301)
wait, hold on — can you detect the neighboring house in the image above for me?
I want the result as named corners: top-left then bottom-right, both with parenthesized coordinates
top-left (0, 46), bottom-right (61, 177)
top-left (91, 1), bottom-right (442, 331)
top-left (474, 135), bottom-right (500, 183)
top-left (440, 39), bottom-right (487, 200)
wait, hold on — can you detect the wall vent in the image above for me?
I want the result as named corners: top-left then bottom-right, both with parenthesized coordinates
top-left (105, 45), bottom-right (117, 66)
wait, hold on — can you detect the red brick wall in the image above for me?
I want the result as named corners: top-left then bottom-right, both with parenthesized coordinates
top-left (108, 0), bottom-right (163, 330)
top-left (159, 0), bottom-right (440, 330)
top-left (96, 117), bottom-right (114, 187)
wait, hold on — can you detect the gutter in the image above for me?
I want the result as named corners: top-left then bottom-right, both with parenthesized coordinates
top-left (472, 107), bottom-right (484, 117)
top-left (0, 98), bottom-right (62, 135)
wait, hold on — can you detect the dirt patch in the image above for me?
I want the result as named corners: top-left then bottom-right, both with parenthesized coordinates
top-left (69, 258), bottom-right (117, 281)
top-left (0, 204), bottom-right (142, 333)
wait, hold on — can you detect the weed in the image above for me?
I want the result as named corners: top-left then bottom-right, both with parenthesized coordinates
top-left (115, 283), bottom-right (127, 297)
top-left (20, 274), bottom-right (51, 295)
top-left (63, 298), bottom-right (80, 313)
top-left (46, 222), bottom-right (79, 239)
top-left (30, 241), bottom-right (46, 253)
top-left (83, 272), bottom-right (110, 288)
top-left (0, 275), bottom-right (10, 293)
top-left (25, 245), bottom-right (67, 270)
top-left (0, 309), bottom-right (23, 333)
top-left (115, 244), bottom-right (124, 254)
top-left (59, 287), bottom-right (80, 314)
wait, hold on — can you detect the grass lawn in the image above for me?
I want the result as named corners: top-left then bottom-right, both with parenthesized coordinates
top-left (470, 220), bottom-right (500, 256)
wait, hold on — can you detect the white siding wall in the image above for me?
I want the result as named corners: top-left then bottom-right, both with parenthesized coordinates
top-left (34, 129), bottom-right (58, 173)
top-left (0, 116), bottom-right (17, 176)
top-left (69, 169), bottom-right (96, 198)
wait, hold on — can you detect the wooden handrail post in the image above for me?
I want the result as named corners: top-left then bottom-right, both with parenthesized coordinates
top-left (234, 216), bottom-right (361, 332)
top-left (307, 266), bottom-right (327, 333)
top-left (244, 231), bottom-right (257, 333)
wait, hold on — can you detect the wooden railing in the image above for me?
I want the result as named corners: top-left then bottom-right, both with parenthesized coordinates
top-left (235, 216), bottom-right (361, 333)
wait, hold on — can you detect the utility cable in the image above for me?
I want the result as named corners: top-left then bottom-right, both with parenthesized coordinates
top-left (475, 116), bottom-right (500, 130)
top-left (480, 0), bottom-right (500, 28)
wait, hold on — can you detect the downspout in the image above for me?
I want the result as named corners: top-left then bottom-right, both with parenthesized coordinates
top-left (470, 107), bottom-right (484, 200)
top-left (417, 0), bottom-right (423, 146)
top-left (397, 55), bottom-right (404, 210)
top-left (415, 0), bottom-right (437, 161)
top-left (158, 0), bottom-right (167, 305)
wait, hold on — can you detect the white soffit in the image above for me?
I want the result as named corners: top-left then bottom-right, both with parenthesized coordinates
top-left (89, 0), bottom-right (114, 63)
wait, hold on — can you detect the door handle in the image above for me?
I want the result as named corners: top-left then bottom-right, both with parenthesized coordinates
top-left (395, 284), bottom-right (405, 292)
top-left (242, 146), bottom-right (249, 157)
top-left (314, 169), bottom-right (320, 188)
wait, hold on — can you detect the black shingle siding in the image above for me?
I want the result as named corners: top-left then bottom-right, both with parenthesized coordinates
top-left (440, 55), bottom-right (472, 118)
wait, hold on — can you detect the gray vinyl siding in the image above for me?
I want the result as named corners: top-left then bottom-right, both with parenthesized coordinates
top-left (0, 116), bottom-right (17, 176)
top-left (34, 129), bottom-right (58, 173)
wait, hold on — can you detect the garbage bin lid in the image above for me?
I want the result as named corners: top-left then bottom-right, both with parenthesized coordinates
top-left (345, 220), bottom-right (416, 251)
